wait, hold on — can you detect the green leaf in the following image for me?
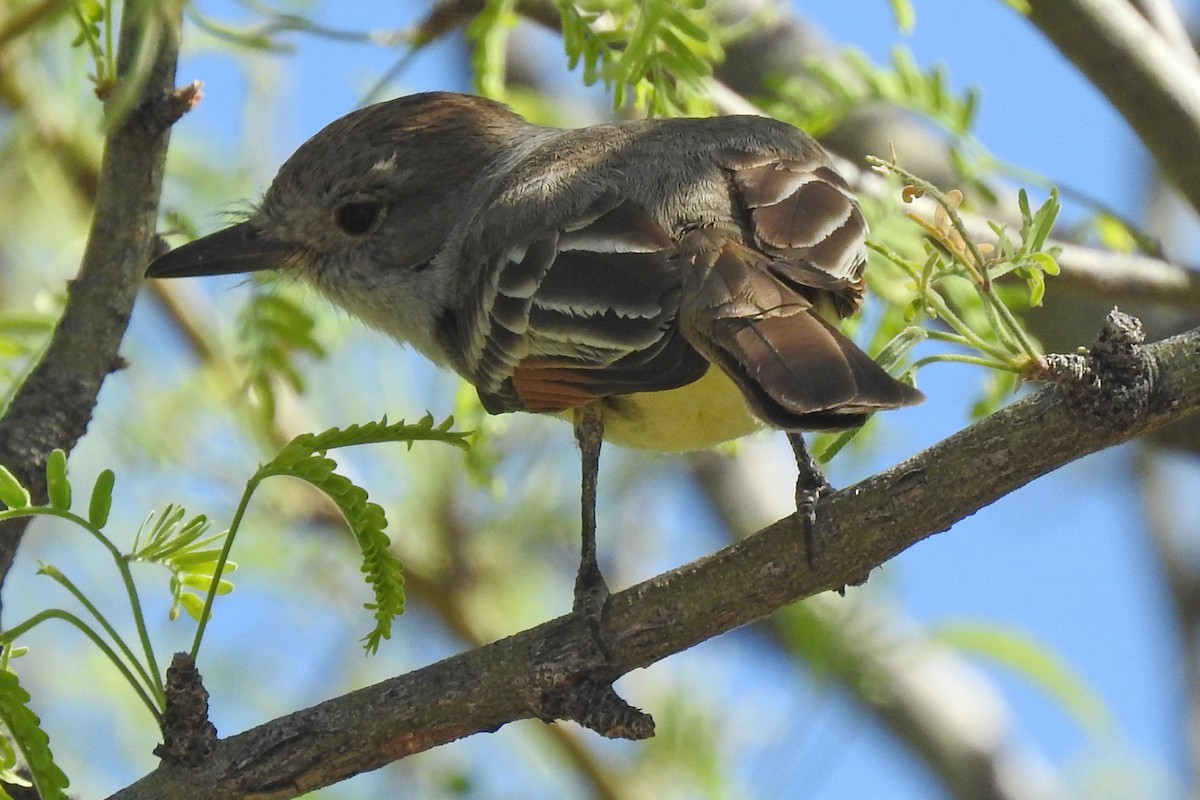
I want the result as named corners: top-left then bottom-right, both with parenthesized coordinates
top-left (77, 0), bottom-right (104, 24)
top-left (1028, 251), bottom-right (1060, 276)
top-left (1023, 267), bottom-right (1046, 307)
top-left (236, 287), bottom-right (326, 423)
top-left (271, 415), bottom-right (470, 465)
top-left (139, 504), bottom-right (187, 553)
top-left (0, 731), bottom-right (32, 790)
top-left (935, 623), bottom-right (1111, 732)
top-left (44, 451), bottom-right (70, 512)
top-left (0, 670), bottom-right (69, 800)
top-left (180, 574), bottom-right (234, 595)
top-left (1026, 188), bottom-right (1060, 252)
top-left (130, 508), bottom-right (214, 563)
top-left (889, 0), bottom-right (915, 32)
top-left (555, 0), bottom-right (720, 115)
top-left (0, 467), bottom-right (29, 511)
top-left (258, 415), bottom-right (468, 651)
top-left (662, 5), bottom-right (709, 43)
top-left (169, 551), bottom-right (235, 574)
top-left (468, 0), bottom-right (519, 99)
top-left (87, 469), bottom-right (115, 528)
top-left (176, 592), bottom-right (207, 622)
top-left (1094, 213), bottom-right (1136, 253)
top-left (958, 87), bottom-right (979, 131)
top-left (874, 326), bottom-right (928, 371)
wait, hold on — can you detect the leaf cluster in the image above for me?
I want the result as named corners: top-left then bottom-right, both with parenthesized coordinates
top-left (0, 414), bottom-right (468, 793)
top-left (865, 160), bottom-right (1060, 409)
top-left (130, 505), bottom-right (234, 623)
top-left (69, 0), bottom-right (115, 94)
top-left (764, 43), bottom-right (1012, 210)
top-left (773, 45), bottom-right (979, 141)
top-left (236, 286), bottom-right (327, 423)
top-left (253, 416), bottom-right (470, 652)
top-left (0, 670), bottom-right (69, 800)
top-left (559, 0), bottom-right (723, 115)
top-left (815, 166), bottom-right (1060, 459)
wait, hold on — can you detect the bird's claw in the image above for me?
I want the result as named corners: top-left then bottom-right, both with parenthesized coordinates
top-left (796, 478), bottom-right (832, 569)
top-left (573, 561), bottom-right (613, 659)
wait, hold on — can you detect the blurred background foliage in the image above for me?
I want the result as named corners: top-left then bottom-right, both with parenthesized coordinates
top-left (1, 0), bottom-right (1199, 798)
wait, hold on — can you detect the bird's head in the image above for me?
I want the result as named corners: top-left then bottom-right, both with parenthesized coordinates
top-left (146, 92), bottom-right (537, 356)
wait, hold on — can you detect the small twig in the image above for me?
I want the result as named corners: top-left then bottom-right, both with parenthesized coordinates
top-left (126, 81), bottom-right (202, 136)
top-left (153, 652), bottom-right (217, 767)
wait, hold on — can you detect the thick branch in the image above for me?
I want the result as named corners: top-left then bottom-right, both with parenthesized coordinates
top-left (1022, 0), bottom-right (1200, 216)
top-left (0, 6), bottom-right (182, 589)
top-left (110, 320), bottom-right (1200, 800)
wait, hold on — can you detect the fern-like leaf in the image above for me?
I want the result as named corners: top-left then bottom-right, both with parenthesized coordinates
top-left (237, 287), bottom-right (326, 421)
top-left (259, 416), bottom-right (469, 651)
top-left (771, 44), bottom-right (979, 141)
top-left (0, 670), bottom-right (69, 800)
top-left (130, 506), bottom-right (233, 621)
top-left (558, 0), bottom-right (722, 115)
top-left (467, 0), bottom-right (518, 100)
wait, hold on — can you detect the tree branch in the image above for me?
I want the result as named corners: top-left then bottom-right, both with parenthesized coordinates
top-left (1022, 0), bottom-right (1200, 216)
top-left (0, 4), bottom-right (183, 593)
top-left (109, 316), bottom-right (1200, 799)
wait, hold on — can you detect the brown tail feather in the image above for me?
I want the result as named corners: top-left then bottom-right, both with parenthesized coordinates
top-left (679, 231), bottom-right (923, 431)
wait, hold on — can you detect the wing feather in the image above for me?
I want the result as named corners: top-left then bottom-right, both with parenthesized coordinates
top-left (678, 230), bottom-right (922, 431)
top-left (460, 198), bottom-right (708, 414)
top-left (459, 136), bottom-right (920, 431)
top-left (722, 152), bottom-right (870, 315)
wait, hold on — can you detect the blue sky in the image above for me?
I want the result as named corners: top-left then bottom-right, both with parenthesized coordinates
top-left (12, 1), bottom-right (1200, 798)
top-left (168, 1), bottom-right (1197, 796)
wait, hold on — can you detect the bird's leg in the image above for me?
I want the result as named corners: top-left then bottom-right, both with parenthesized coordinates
top-left (788, 432), bottom-right (832, 568)
top-left (573, 403), bottom-right (611, 629)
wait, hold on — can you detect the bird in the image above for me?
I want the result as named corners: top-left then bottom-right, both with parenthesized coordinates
top-left (146, 91), bottom-right (923, 628)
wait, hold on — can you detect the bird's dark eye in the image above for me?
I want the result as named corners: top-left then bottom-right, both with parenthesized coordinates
top-left (335, 202), bottom-right (382, 235)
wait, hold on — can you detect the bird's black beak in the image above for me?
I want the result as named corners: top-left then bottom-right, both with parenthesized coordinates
top-left (146, 221), bottom-right (293, 278)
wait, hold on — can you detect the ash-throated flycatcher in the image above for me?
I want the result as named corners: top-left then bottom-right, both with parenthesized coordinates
top-left (147, 92), bottom-right (923, 623)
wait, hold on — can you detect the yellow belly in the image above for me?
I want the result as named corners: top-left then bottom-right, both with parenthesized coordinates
top-left (563, 366), bottom-right (764, 452)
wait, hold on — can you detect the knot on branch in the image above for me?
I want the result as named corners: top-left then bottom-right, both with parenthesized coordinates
top-left (539, 677), bottom-right (655, 740)
top-left (126, 82), bottom-right (203, 136)
top-left (1034, 308), bottom-right (1156, 428)
top-left (154, 652), bottom-right (217, 767)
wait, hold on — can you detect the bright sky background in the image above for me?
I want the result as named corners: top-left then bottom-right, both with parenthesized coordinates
top-left (13, 1), bottom-right (1200, 798)
top-left (164, 0), bottom-right (1200, 796)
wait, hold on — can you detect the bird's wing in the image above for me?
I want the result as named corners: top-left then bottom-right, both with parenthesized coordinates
top-left (672, 151), bottom-right (922, 430)
top-left (677, 230), bottom-right (921, 431)
top-left (721, 150), bottom-right (870, 317)
top-left (459, 195), bottom-right (708, 414)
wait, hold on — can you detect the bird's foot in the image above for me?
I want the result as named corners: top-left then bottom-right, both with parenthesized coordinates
top-left (788, 433), bottom-right (833, 569)
top-left (573, 558), bottom-right (612, 659)
top-left (796, 477), bottom-right (833, 570)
